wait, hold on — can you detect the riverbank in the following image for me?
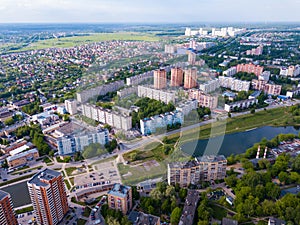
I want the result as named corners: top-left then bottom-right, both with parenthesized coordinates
top-left (169, 106), bottom-right (297, 145)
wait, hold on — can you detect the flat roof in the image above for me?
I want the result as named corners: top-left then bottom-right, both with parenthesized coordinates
top-left (108, 183), bottom-right (131, 198)
top-left (28, 168), bottom-right (61, 187)
top-left (9, 143), bottom-right (34, 156)
top-left (0, 190), bottom-right (9, 201)
top-left (7, 148), bottom-right (38, 162)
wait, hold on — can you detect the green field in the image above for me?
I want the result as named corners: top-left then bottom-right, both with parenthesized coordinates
top-left (118, 161), bottom-right (166, 185)
top-left (8, 32), bottom-right (160, 53)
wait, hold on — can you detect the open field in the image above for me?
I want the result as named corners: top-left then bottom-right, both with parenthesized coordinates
top-left (8, 32), bottom-right (160, 53)
top-left (117, 161), bottom-right (166, 185)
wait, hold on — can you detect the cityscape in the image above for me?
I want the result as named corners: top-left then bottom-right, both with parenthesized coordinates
top-left (0, 1), bottom-right (300, 225)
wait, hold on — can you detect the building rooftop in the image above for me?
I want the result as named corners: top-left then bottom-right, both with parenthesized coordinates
top-left (28, 168), bottom-right (61, 188)
top-left (280, 185), bottom-right (300, 197)
top-left (7, 148), bottom-right (38, 162)
top-left (128, 211), bottom-right (160, 225)
top-left (108, 183), bottom-right (131, 198)
top-left (179, 190), bottom-right (200, 225)
top-left (168, 160), bottom-right (199, 169)
top-left (222, 218), bottom-right (238, 225)
top-left (268, 217), bottom-right (286, 225)
top-left (0, 190), bottom-right (9, 201)
top-left (196, 155), bottom-right (226, 163)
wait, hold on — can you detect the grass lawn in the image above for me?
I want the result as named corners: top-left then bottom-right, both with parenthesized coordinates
top-left (77, 218), bottom-right (87, 225)
top-left (64, 180), bottom-right (71, 190)
top-left (69, 177), bottom-right (74, 185)
top-left (91, 155), bottom-right (117, 165)
top-left (15, 206), bottom-right (33, 214)
top-left (65, 167), bottom-right (79, 176)
top-left (117, 161), bottom-right (166, 185)
top-left (82, 207), bottom-right (91, 217)
top-left (11, 32), bottom-right (160, 53)
top-left (210, 204), bottom-right (227, 220)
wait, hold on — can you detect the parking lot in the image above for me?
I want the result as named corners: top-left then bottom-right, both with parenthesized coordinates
top-left (74, 161), bottom-right (121, 189)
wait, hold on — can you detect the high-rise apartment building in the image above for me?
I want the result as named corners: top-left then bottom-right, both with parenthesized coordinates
top-left (170, 67), bottom-right (184, 87)
top-left (188, 52), bottom-right (196, 65)
top-left (154, 69), bottom-right (167, 89)
top-left (167, 155), bottom-right (227, 187)
top-left (251, 79), bottom-right (282, 96)
top-left (107, 183), bottom-right (132, 215)
top-left (0, 190), bottom-right (18, 225)
top-left (65, 99), bottom-right (77, 115)
top-left (184, 68), bottom-right (198, 89)
top-left (27, 169), bottom-right (68, 225)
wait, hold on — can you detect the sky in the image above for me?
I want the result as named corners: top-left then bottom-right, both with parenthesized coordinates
top-left (0, 0), bottom-right (299, 23)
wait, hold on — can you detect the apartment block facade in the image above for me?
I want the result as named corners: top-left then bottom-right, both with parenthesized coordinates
top-left (188, 89), bottom-right (218, 109)
top-left (65, 99), bottom-right (77, 115)
top-left (137, 85), bottom-right (176, 104)
top-left (251, 79), bottom-right (282, 96)
top-left (27, 169), bottom-right (68, 225)
top-left (184, 68), bottom-right (198, 89)
top-left (0, 190), bottom-right (18, 225)
top-left (57, 129), bottom-right (109, 155)
top-left (154, 69), bottom-right (167, 89)
top-left (218, 76), bottom-right (250, 92)
top-left (236, 63), bottom-right (264, 76)
top-left (167, 155), bottom-right (227, 187)
top-left (108, 183), bottom-right (132, 215)
top-left (82, 104), bottom-right (132, 130)
top-left (171, 67), bottom-right (184, 87)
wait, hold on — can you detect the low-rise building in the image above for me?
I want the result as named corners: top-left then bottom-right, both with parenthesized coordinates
top-left (268, 217), bottom-right (286, 225)
top-left (0, 107), bottom-right (14, 122)
top-left (107, 183), bottom-right (132, 215)
top-left (224, 98), bottom-right (258, 112)
top-left (286, 87), bottom-right (300, 98)
top-left (179, 190), bottom-right (200, 225)
top-left (140, 111), bottom-right (183, 135)
top-left (7, 148), bottom-right (39, 168)
top-left (167, 155), bottom-right (227, 187)
top-left (280, 65), bottom-right (300, 77)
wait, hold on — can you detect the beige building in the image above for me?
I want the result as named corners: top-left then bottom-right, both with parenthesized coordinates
top-left (0, 190), bottom-right (18, 225)
top-left (154, 69), bottom-right (167, 89)
top-left (108, 183), bottom-right (132, 215)
top-left (171, 67), bottom-right (184, 87)
top-left (251, 79), bottom-right (282, 95)
top-left (7, 148), bottom-right (39, 168)
top-left (137, 86), bottom-right (176, 104)
top-left (27, 169), bottom-right (68, 225)
top-left (188, 89), bottom-right (218, 109)
top-left (184, 68), bottom-right (198, 89)
top-left (168, 155), bottom-right (227, 187)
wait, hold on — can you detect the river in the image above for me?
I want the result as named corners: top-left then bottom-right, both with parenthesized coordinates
top-left (181, 126), bottom-right (300, 157)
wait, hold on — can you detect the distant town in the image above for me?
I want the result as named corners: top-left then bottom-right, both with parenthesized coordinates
top-left (0, 23), bottom-right (299, 225)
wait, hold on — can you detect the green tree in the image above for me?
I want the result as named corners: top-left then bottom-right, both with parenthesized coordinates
top-left (170, 207), bottom-right (182, 225)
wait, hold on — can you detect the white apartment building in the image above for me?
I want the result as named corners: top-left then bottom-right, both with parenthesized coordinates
top-left (223, 67), bottom-right (237, 76)
top-left (65, 99), bottom-right (77, 115)
top-left (199, 79), bottom-right (220, 93)
top-left (176, 99), bottom-right (198, 115)
top-left (280, 65), bottom-right (300, 77)
top-left (76, 80), bottom-right (125, 103)
top-left (218, 76), bottom-right (250, 92)
top-left (138, 85), bottom-right (176, 104)
top-left (117, 86), bottom-right (138, 98)
top-left (224, 99), bottom-right (258, 112)
top-left (82, 104), bottom-right (132, 130)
